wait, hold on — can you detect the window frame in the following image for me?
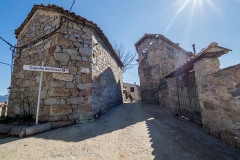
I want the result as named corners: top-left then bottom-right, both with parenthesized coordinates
top-left (130, 87), bottom-right (135, 92)
top-left (167, 47), bottom-right (175, 59)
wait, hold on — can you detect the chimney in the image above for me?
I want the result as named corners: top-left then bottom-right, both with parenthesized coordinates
top-left (192, 44), bottom-right (196, 54)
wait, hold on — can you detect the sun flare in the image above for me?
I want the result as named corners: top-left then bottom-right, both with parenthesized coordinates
top-left (165, 0), bottom-right (222, 33)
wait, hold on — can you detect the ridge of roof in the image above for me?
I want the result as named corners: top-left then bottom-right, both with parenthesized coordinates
top-left (15, 4), bottom-right (123, 67)
top-left (199, 42), bottom-right (232, 53)
top-left (135, 33), bottom-right (193, 57)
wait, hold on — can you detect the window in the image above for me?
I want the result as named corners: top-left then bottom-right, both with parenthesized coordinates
top-left (130, 87), bottom-right (135, 92)
top-left (142, 50), bottom-right (148, 59)
top-left (143, 53), bottom-right (148, 59)
top-left (167, 48), bottom-right (175, 58)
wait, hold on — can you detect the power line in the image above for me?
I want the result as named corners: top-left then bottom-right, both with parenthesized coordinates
top-left (0, 62), bottom-right (12, 70)
top-left (0, 36), bottom-right (16, 74)
top-left (70, 0), bottom-right (76, 11)
top-left (0, 36), bottom-right (15, 48)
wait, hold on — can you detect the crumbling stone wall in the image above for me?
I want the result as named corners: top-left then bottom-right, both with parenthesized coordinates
top-left (195, 59), bottom-right (240, 148)
top-left (136, 35), bottom-right (190, 104)
top-left (8, 6), bottom-right (123, 122)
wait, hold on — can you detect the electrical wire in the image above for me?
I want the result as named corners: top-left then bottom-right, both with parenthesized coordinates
top-left (0, 61), bottom-right (12, 70)
top-left (0, 11), bottom-right (126, 73)
top-left (17, 16), bottom-right (65, 49)
top-left (0, 36), bottom-right (16, 73)
top-left (0, 36), bottom-right (15, 48)
top-left (70, 0), bottom-right (76, 11)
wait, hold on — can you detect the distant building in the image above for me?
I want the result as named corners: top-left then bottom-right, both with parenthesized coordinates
top-left (123, 82), bottom-right (140, 102)
top-left (0, 101), bottom-right (8, 117)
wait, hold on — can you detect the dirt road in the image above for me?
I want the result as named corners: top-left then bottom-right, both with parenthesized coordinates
top-left (0, 103), bottom-right (240, 160)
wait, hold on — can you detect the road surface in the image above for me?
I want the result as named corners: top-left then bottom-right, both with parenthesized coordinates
top-left (0, 103), bottom-right (240, 160)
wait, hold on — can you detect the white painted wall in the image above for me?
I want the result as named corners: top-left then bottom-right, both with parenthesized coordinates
top-left (123, 83), bottom-right (141, 101)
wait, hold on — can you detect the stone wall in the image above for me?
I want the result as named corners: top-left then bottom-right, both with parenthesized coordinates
top-left (195, 60), bottom-right (240, 148)
top-left (159, 77), bottom-right (180, 115)
top-left (90, 35), bottom-right (123, 120)
top-left (8, 7), bottom-right (123, 122)
top-left (8, 10), bottom-right (62, 118)
top-left (158, 42), bottom-right (240, 148)
top-left (136, 35), bottom-right (190, 104)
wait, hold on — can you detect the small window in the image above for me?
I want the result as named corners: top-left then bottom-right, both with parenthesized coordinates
top-left (130, 87), bottom-right (135, 92)
top-left (167, 48), bottom-right (175, 58)
top-left (142, 51), bottom-right (148, 59)
top-left (143, 54), bottom-right (148, 59)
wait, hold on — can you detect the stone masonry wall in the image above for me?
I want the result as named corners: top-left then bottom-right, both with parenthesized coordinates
top-left (195, 58), bottom-right (240, 148)
top-left (159, 77), bottom-right (180, 115)
top-left (8, 10), bottom-right (62, 118)
top-left (91, 35), bottom-right (123, 118)
top-left (137, 36), bottom-right (189, 104)
top-left (9, 8), bottom-right (122, 122)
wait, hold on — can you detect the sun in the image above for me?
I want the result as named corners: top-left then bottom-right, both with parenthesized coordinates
top-left (165, 0), bottom-right (222, 33)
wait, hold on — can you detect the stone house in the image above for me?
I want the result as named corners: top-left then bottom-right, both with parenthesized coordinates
top-left (8, 4), bottom-right (123, 123)
top-left (135, 34), bottom-right (193, 104)
top-left (136, 33), bottom-right (240, 148)
top-left (123, 82), bottom-right (140, 102)
top-left (153, 40), bottom-right (239, 148)
top-left (160, 42), bottom-right (240, 148)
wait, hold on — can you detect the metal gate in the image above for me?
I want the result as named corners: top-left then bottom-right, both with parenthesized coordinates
top-left (177, 73), bottom-right (202, 124)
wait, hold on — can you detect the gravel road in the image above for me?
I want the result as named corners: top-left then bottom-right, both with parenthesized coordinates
top-left (0, 103), bottom-right (240, 160)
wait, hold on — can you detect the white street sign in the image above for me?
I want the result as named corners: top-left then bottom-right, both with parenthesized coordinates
top-left (23, 62), bottom-right (69, 125)
top-left (23, 65), bottom-right (69, 73)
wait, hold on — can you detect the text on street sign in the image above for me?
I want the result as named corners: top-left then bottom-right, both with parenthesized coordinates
top-left (23, 65), bottom-right (69, 73)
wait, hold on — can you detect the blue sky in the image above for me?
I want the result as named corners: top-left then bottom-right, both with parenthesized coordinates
top-left (0, 0), bottom-right (240, 95)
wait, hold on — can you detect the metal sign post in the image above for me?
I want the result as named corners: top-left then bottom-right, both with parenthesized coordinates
top-left (36, 61), bottom-right (44, 125)
top-left (23, 63), bottom-right (69, 125)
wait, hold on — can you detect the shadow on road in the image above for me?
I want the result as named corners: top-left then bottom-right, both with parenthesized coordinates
top-left (144, 105), bottom-right (240, 160)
